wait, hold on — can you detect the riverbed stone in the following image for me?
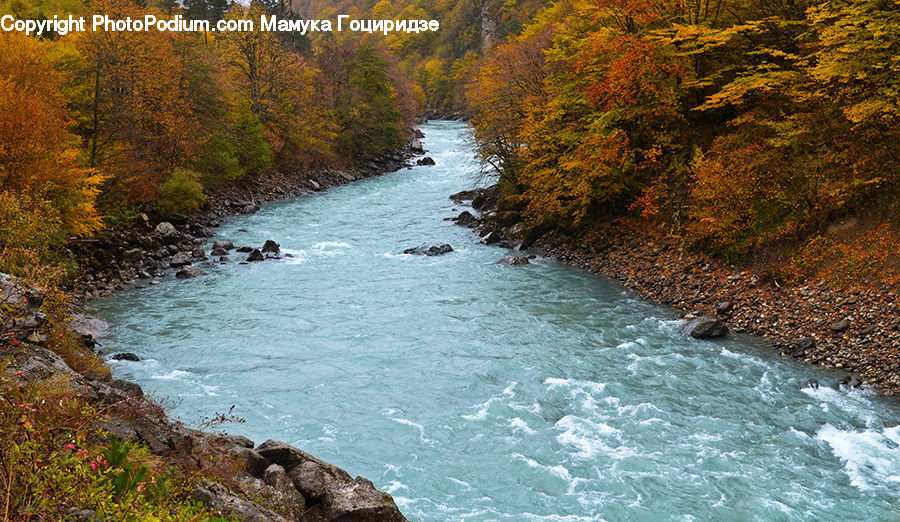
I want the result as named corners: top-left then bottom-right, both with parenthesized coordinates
top-left (262, 240), bottom-right (280, 255)
top-left (497, 255), bottom-right (529, 266)
top-left (170, 252), bottom-right (192, 268)
top-left (213, 240), bottom-right (234, 251)
top-left (682, 315), bottom-right (728, 338)
top-left (454, 211), bottom-right (477, 227)
top-left (403, 243), bottom-right (453, 256)
top-left (112, 352), bottom-right (141, 362)
top-left (416, 156), bottom-right (435, 166)
top-left (176, 266), bottom-right (206, 279)
top-left (481, 231), bottom-right (501, 245)
top-left (246, 249), bottom-right (265, 262)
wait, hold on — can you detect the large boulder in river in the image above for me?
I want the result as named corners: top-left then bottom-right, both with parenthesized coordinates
top-left (255, 440), bottom-right (406, 521)
top-left (262, 240), bottom-right (280, 255)
top-left (246, 249), bottom-right (265, 262)
top-left (416, 156), bottom-right (435, 166)
top-left (403, 243), bottom-right (453, 256)
top-left (682, 315), bottom-right (728, 338)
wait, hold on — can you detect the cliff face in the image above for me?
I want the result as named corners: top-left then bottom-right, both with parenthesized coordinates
top-left (1, 275), bottom-right (406, 521)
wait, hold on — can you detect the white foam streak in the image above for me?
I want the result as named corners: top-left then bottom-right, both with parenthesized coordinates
top-left (816, 424), bottom-right (900, 491)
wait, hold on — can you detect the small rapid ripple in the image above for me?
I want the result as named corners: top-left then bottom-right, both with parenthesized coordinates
top-left (96, 121), bottom-right (900, 520)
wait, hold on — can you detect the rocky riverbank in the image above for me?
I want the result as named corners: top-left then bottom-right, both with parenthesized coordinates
top-left (70, 137), bottom-right (427, 303)
top-left (452, 187), bottom-right (900, 395)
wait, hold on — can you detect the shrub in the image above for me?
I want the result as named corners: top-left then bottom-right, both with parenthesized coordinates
top-left (157, 169), bottom-right (207, 215)
top-left (0, 372), bottom-right (216, 519)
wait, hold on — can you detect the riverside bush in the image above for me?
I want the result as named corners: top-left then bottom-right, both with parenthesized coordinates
top-left (157, 169), bottom-right (207, 216)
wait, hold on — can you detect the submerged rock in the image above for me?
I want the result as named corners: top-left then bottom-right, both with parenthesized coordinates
top-left (841, 373), bottom-right (863, 388)
top-left (682, 315), bottom-right (728, 338)
top-left (403, 243), bottom-right (453, 256)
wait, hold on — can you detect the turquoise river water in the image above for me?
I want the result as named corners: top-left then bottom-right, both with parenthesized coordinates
top-left (95, 121), bottom-right (900, 521)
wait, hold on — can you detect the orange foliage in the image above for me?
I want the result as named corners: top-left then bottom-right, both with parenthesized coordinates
top-left (0, 32), bottom-right (104, 237)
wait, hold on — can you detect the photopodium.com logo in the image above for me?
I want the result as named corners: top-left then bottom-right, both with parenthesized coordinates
top-left (0, 14), bottom-right (440, 36)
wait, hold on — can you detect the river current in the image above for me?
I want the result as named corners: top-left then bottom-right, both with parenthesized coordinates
top-left (96, 121), bottom-right (900, 520)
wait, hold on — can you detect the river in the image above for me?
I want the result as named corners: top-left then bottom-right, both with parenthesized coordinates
top-left (95, 121), bottom-right (900, 520)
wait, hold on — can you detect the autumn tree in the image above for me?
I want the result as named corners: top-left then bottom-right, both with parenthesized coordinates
top-left (69, 0), bottom-right (202, 203)
top-left (217, 3), bottom-right (335, 167)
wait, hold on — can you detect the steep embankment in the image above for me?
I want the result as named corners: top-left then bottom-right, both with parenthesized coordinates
top-left (452, 188), bottom-right (900, 395)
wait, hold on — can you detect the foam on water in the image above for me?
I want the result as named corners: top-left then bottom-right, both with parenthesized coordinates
top-left (95, 121), bottom-right (900, 521)
top-left (816, 424), bottom-right (900, 490)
